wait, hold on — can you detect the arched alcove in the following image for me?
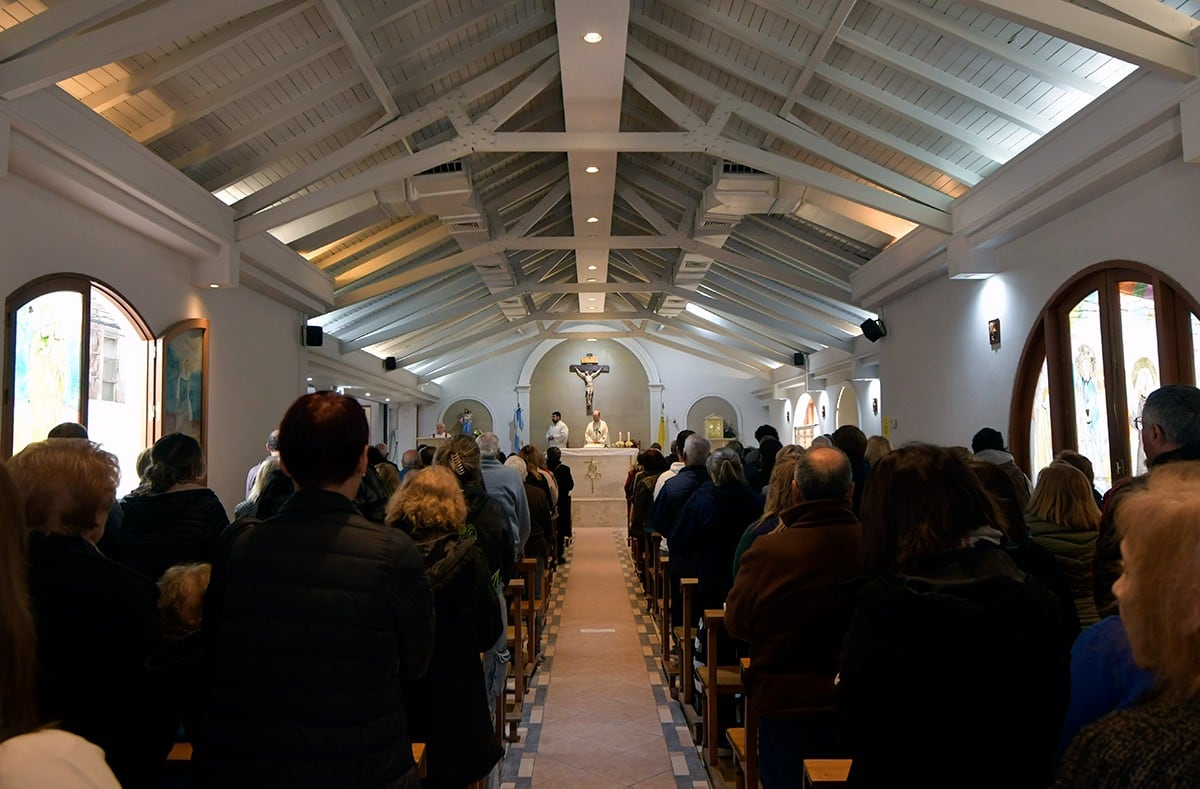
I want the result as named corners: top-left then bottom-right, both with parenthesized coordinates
top-left (528, 339), bottom-right (649, 447)
top-left (686, 395), bottom-right (740, 439)
top-left (793, 393), bottom-right (817, 448)
top-left (836, 384), bottom-right (860, 427)
top-left (441, 398), bottom-right (493, 435)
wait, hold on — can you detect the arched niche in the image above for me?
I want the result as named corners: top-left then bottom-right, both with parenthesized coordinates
top-left (528, 339), bottom-right (650, 446)
top-left (687, 395), bottom-right (740, 439)
top-left (836, 384), bottom-right (860, 428)
top-left (442, 398), bottom-right (493, 435)
top-left (793, 393), bottom-right (817, 448)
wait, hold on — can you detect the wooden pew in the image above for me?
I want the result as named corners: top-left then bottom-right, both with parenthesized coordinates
top-left (727, 657), bottom-right (757, 789)
top-left (517, 557), bottom-right (549, 667)
top-left (675, 577), bottom-right (698, 705)
top-left (698, 608), bottom-right (743, 766)
top-left (645, 532), bottom-right (662, 615)
top-left (412, 742), bottom-right (427, 778)
top-left (804, 759), bottom-right (851, 787)
top-left (504, 576), bottom-right (527, 742)
top-left (165, 742), bottom-right (430, 780)
top-left (657, 554), bottom-right (672, 671)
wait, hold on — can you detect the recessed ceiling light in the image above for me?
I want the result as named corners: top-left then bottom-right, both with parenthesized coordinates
top-left (587, 265), bottom-right (598, 270)
top-left (306, 377), bottom-right (313, 382)
top-left (365, 392), bottom-right (371, 397)
top-left (587, 278), bottom-right (597, 282)
top-left (209, 283), bottom-right (220, 288)
top-left (587, 338), bottom-right (597, 342)
top-left (385, 398), bottom-right (390, 402)
top-left (588, 296), bottom-right (596, 301)
top-left (585, 165), bottom-right (599, 173)
top-left (586, 216), bottom-right (599, 223)
top-left (583, 32), bottom-right (602, 43)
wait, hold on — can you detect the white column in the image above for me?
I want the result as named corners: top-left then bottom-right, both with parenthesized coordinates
top-left (648, 382), bottom-right (665, 446)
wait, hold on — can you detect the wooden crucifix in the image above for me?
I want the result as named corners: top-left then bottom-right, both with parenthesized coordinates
top-left (569, 361), bottom-right (609, 416)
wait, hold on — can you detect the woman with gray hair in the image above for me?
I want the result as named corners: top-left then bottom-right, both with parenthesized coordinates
top-left (670, 447), bottom-right (765, 623)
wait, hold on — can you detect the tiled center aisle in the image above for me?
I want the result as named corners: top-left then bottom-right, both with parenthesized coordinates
top-left (500, 528), bottom-right (708, 788)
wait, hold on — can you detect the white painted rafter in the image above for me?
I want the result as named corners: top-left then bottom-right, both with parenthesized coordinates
top-left (953, 0), bottom-right (1197, 80)
top-left (0, 0), bottom-right (290, 99)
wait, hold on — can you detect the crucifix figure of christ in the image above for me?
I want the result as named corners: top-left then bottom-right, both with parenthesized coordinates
top-left (569, 362), bottom-right (609, 415)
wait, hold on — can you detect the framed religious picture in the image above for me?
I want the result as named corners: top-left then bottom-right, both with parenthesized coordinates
top-left (158, 318), bottom-right (209, 460)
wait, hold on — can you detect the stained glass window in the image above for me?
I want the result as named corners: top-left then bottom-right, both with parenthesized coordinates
top-left (1030, 360), bottom-right (1053, 477)
top-left (6, 280), bottom-right (151, 495)
top-left (1014, 264), bottom-right (1199, 491)
top-left (1068, 291), bottom-right (1111, 490)
top-left (12, 291), bottom-right (82, 454)
top-left (1120, 282), bottom-right (1159, 476)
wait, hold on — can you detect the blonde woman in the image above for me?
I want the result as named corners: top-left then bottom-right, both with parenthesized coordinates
top-left (1056, 461), bottom-right (1200, 786)
top-left (0, 460), bottom-right (120, 787)
top-left (1027, 462), bottom-right (1102, 626)
top-left (386, 467), bottom-right (503, 789)
top-left (864, 435), bottom-right (893, 466)
top-left (9, 439), bottom-right (172, 788)
top-left (732, 446), bottom-right (804, 575)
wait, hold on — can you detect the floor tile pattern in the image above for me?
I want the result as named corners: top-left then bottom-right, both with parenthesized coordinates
top-left (498, 529), bottom-right (709, 788)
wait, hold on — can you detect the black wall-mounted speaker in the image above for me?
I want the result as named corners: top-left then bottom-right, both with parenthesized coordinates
top-left (793, 351), bottom-right (806, 367)
top-left (302, 325), bottom-right (324, 346)
top-left (383, 356), bottom-right (398, 371)
top-left (860, 318), bottom-right (887, 343)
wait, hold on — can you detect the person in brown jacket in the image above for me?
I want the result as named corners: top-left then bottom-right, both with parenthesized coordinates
top-left (725, 447), bottom-right (862, 788)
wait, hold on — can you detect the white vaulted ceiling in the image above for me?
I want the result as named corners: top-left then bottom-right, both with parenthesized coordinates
top-left (3, 0), bottom-right (1197, 379)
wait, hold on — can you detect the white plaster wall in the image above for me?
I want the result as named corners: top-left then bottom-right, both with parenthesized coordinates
top-left (0, 173), bottom-right (304, 515)
top-left (875, 157), bottom-right (1200, 449)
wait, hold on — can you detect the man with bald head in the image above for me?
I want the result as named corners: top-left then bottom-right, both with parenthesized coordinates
top-left (725, 446), bottom-right (863, 788)
top-left (584, 409), bottom-right (609, 447)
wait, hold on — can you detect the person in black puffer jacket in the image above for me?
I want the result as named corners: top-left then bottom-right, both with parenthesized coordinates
top-left (195, 392), bottom-right (434, 789)
top-left (386, 467), bottom-right (504, 789)
top-left (120, 433), bottom-right (229, 581)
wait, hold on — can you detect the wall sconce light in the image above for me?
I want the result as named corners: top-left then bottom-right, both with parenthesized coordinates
top-left (988, 318), bottom-right (1001, 348)
top-left (872, 397), bottom-right (879, 416)
top-left (821, 405), bottom-right (827, 419)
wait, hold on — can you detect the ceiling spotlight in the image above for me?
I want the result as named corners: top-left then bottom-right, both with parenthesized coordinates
top-left (586, 216), bottom-right (599, 223)
top-left (585, 165), bottom-right (599, 173)
top-left (583, 32), bottom-right (602, 43)
top-left (587, 265), bottom-right (597, 270)
top-left (365, 392), bottom-right (371, 397)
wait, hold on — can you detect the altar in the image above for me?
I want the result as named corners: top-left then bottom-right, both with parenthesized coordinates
top-left (561, 447), bottom-right (637, 529)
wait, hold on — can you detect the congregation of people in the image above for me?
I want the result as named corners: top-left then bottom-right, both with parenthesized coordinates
top-left (623, 383), bottom-right (1200, 787)
top-left (0, 391), bottom-right (579, 789)
top-left (3, 385), bottom-right (1200, 787)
